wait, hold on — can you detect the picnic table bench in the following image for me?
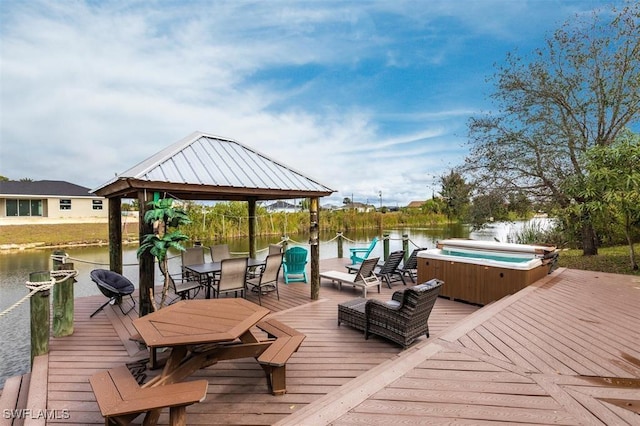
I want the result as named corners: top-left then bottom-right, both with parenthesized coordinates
top-left (256, 318), bottom-right (306, 395)
top-left (89, 365), bottom-right (208, 426)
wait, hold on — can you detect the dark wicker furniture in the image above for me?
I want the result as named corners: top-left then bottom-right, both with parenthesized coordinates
top-left (338, 279), bottom-right (444, 348)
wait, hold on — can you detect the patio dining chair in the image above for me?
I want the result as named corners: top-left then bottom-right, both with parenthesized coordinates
top-left (246, 253), bottom-right (283, 306)
top-left (159, 261), bottom-right (202, 303)
top-left (214, 257), bottom-right (248, 299)
top-left (210, 244), bottom-right (232, 262)
top-left (182, 246), bottom-right (206, 284)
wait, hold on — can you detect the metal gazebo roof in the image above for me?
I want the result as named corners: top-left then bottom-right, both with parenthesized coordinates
top-left (91, 131), bottom-right (335, 201)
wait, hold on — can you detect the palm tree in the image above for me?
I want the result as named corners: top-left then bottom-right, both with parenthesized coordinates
top-left (136, 198), bottom-right (191, 308)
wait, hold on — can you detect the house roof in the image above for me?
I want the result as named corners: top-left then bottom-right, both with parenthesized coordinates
top-left (265, 200), bottom-right (298, 210)
top-left (92, 131), bottom-right (335, 201)
top-left (0, 180), bottom-right (95, 198)
top-left (407, 201), bottom-right (426, 208)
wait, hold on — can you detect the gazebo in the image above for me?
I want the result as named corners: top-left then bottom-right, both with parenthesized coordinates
top-left (92, 131), bottom-right (335, 315)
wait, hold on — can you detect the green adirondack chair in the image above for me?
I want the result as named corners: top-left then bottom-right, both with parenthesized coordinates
top-left (349, 237), bottom-right (378, 264)
top-left (283, 246), bottom-right (308, 284)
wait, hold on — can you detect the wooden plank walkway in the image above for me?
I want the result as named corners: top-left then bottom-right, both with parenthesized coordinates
top-left (9, 259), bottom-right (640, 425)
top-left (280, 268), bottom-right (640, 425)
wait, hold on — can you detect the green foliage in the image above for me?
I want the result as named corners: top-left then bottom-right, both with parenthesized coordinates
top-left (136, 198), bottom-right (192, 308)
top-left (466, 3), bottom-right (640, 255)
top-left (178, 201), bottom-right (449, 243)
top-left (439, 170), bottom-right (472, 220)
top-left (575, 130), bottom-right (640, 269)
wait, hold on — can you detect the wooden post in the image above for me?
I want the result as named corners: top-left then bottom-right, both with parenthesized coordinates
top-left (29, 271), bottom-right (51, 364)
top-left (53, 262), bottom-right (75, 337)
top-left (310, 197), bottom-right (319, 300)
top-left (138, 190), bottom-right (155, 317)
top-left (402, 234), bottom-right (410, 263)
top-left (109, 197), bottom-right (123, 274)
top-left (383, 233), bottom-right (390, 260)
top-left (337, 232), bottom-right (343, 259)
top-left (248, 198), bottom-right (257, 259)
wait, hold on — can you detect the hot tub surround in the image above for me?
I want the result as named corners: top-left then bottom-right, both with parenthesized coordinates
top-left (417, 239), bottom-right (558, 305)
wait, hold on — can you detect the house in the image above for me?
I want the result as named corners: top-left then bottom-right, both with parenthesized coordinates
top-left (341, 202), bottom-right (376, 213)
top-left (263, 200), bottom-right (300, 213)
top-left (0, 180), bottom-right (108, 221)
top-left (406, 200), bottom-right (426, 209)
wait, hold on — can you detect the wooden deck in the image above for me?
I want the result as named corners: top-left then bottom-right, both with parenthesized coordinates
top-left (4, 259), bottom-right (640, 425)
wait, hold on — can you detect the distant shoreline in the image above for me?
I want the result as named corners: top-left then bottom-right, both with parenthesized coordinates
top-left (0, 219), bottom-right (139, 252)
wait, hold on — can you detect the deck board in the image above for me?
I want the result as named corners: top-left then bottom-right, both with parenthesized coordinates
top-left (278, 268), bottom-right (640, 425)
top-left (14, 260), bottom-right (639, 425)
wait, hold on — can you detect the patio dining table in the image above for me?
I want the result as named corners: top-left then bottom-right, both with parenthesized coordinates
top-left (184, 258), bottom-right (266, 298)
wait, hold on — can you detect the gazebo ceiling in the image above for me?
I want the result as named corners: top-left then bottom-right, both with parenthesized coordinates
top-left (91, 131), bottom-right (335, 201)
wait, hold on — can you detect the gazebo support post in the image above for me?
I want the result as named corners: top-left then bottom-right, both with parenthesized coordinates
top-left (310, 197), bottom-right (319, 300)
top-left (138, 190), bottom-right (155, 316)
top-left (248, 198), bottom-right (257, 260)
top-left (108, 197), bottom-right (123, 274)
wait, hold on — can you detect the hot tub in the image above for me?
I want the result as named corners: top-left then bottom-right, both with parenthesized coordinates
top-left (417, 239), bottom-right (558, 305)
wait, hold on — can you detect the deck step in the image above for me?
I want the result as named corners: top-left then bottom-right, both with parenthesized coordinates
top-left (0, 373), bottom-right (31, 426)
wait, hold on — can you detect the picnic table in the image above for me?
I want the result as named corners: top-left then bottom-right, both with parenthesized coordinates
top-left (123, 298), bottom-right (304, 424)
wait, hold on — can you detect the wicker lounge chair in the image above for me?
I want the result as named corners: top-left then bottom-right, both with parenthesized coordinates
top-left (337, 278), bottom-right (443, 348)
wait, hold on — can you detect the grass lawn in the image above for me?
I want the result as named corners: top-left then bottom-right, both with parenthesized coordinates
top-left (558, 245), bottom-right (640, 276)
top-left (0, 223), bottom-right (137, 247)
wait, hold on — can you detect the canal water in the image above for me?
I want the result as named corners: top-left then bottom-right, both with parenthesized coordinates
top-left (0, 220), bottom-right (545, 387)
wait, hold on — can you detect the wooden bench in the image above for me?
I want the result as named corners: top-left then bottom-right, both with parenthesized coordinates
top-left (256, 318), bottom-right (305, 395)
top-left (89, 365), bottom-right (208, 426)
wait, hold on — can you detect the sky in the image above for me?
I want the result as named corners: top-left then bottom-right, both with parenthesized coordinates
top-left (0, 0), bottom-right (622, 207)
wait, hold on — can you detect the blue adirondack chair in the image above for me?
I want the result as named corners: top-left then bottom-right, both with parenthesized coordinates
top-left (349, 237), bottom-right (378, 264)
top-left (283, 246), bottom-right (308, 284)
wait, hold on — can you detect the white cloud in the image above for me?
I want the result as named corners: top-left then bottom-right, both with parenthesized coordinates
top-left (0, 0), bottom-right (611, 206)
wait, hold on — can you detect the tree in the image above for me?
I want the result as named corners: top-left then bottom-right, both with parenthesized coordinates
top-left (439, 170), bottom-right (472, 221)
top-left (466, 2), bottom-right (640, 255)
top-left (136, 198), bottom-right (191, 308)
top-left (572, 129), bottom-right (640, 269)
top-left (468, 191), bottom-right (508, 229)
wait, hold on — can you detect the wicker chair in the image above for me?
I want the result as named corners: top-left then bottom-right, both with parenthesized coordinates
top-left (338, 279), bottom-right (443, 347)
top-left (359, 279), bottom-right (443, 348)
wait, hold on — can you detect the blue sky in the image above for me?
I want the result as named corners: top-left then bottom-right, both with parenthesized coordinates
top-left (0, 0), bottom-right (620, 206)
